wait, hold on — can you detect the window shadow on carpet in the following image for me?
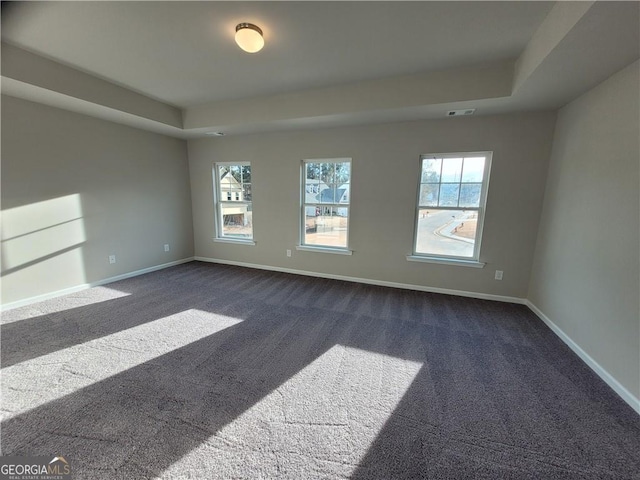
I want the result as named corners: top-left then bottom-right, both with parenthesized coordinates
top-left (2, 262), bottom-right (639, 479)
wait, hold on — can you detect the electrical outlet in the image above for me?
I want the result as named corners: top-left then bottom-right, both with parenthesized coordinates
top-left (164, 244), bottom-right (170, 252)
top-left (495, 270), bottom-right (503, 280)
top-left (109, 255), bottom-right (116, 264)
top-left (286, 249), bottom-right (292, 257)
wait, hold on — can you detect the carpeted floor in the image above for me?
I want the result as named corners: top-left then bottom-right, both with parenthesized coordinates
top-left (1, 261), bottom-right (639, 479)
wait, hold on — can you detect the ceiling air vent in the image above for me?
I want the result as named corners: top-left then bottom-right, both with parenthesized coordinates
top-left (447, 109), bottom-right (476, 117)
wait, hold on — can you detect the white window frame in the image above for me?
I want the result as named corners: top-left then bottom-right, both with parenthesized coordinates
top-left (297, 158), bottom-right (353, 255)
top-left (408, 152), bottom-right (492, 267)
top-left (212, 162), bottom-right (255, 245)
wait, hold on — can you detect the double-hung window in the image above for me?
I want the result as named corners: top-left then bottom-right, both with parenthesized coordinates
top-left (213, 162), bottom-right (253, 243)
top-left (300, 159), bottom-right (351, 253)
top-left (411, 152), bottom-right (491, 264)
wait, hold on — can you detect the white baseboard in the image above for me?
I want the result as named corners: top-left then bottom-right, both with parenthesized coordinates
top-left (1, 257), bottom-right (195, 311)
top-left (196, 257), bottom-right (639, 413)
top-left (526, 300), bottom-right (640, 415)
top-left (4, 255), bottom-right (636, 414)
top-left (193, 256), bottom-right (526, 304)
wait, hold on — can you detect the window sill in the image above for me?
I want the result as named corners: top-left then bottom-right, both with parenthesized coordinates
top-left (296, 245), bottom-right (353, 255)
top-left (214, 237), bottom-right (256, 246)
top-left (406, 255), bottom-right (485, 268)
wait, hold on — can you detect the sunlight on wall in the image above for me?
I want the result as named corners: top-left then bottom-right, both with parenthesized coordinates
top-left (1, 193), bottom-right (86, 272)
top-left (1, 309), bottom-right (243, 418)
top-left (1, 194), bottom-right (89, 305)
top-left (162, 344), bottom-right (423, 478)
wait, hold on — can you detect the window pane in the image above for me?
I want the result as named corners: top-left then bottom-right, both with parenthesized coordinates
top-left (242, 183), bottom-right (252, 201)
top-left (302, 159), bottom-right (351, 249)
top-left (441, 158), bottom-right (462, 183)
top-left (215, 163), bottom-right (253, 241)
top-left (421, 158), bottom-right (442, 183)
top-left (336, 162), bottom-right (351, 184)
top-left (419, 184), bottom-right (439, 206)
top-left (338, 185), bottom-right (350, 204)
top-left (229, 165), bottom-right (241, 182)
top-left (438, 184), bottom-right (460, 207)
top-left (306, 162), bottom-right (318, 181)
top-left (461, 157), bottom-right (485, 183)
top-left (304, 206), bottom-right (348, 248)
top-left (220, 203), bottom-right (252, 238)
top-left (459, 183), bottom-right (481, 207)
top-left (304, 205), bottom-right (318, 235)
top-left (241, 165), bottom-right (252, 183)
top-left (219, 169), bottom-right (233, 192)
top-left (305, 184), bottom-right (319, 204)
top-left (318, 185), bottom-right (336, 203)
top-left (319, 164), bottom-right (334, 185)
top-left (415, 209), bottom-right (476, 258)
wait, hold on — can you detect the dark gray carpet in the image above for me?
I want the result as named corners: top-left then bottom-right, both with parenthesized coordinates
top-left (2, 261), bottom-right (639, 479)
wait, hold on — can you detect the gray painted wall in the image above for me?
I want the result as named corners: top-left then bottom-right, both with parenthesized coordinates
top-left (1, 95), bottom-right (194, 305)
top-left (189, 112), bottom-right (556, 298)
top-left (529, 61), bottom-right (640, 400)
top-left (2, 60), bottom-right (637, 407)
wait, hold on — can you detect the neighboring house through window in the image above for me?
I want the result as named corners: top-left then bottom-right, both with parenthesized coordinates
top-left (412, 152), bottom-right (492, 262)
top-left (301, 159), bottom-right (351, 251)
top-left (213, 162), bottom-right (253, 242)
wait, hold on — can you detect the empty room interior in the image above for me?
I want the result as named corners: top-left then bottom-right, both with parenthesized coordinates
top-left (1, 1), bottom-right (639, 478)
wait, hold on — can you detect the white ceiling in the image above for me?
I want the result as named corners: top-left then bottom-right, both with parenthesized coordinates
top-left (1, 1), bottom-right (638, 137)
top-left (2, 1), bottom-right (554, 107)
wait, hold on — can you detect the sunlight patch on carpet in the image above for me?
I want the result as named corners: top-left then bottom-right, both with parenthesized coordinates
top-left (1, 309), bottom-right (242, 419)
top-left (1, 286), bottom-right (132, 323)
top-left (160, 345), bottom-right (423, 479)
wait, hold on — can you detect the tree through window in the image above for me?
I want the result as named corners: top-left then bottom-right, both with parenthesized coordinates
top-left (213, 163), bottom-right (253, 241)
top-left (301, 159), bottom-right (351, 250)
top-left (413, 152), bottom-right (492, 261)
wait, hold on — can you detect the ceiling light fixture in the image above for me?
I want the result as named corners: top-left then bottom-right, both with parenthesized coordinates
top-left (235, 23), bottom-right (264, 53)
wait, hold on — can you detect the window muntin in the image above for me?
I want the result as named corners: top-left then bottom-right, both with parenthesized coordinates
top-left (301, 159), bottom-right (351, 249)
top-left (213, 163), bottom-right (253, 240)
top-left (413, 152), bottom-right (491, 261)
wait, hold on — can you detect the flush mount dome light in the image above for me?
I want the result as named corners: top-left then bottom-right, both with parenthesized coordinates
top-left (235, 23), bottom-right (264, 53)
